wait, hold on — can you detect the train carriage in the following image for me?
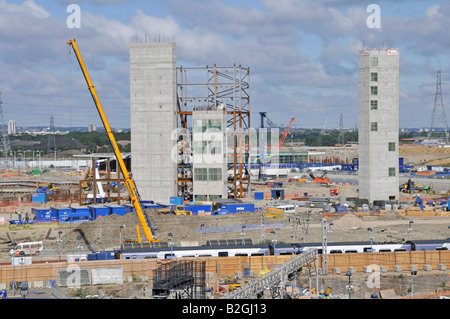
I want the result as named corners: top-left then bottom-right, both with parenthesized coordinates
top-left (114, 239), bottom-right (449, 260)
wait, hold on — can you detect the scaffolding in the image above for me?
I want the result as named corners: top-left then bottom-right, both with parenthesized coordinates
top-left (221, 249), bottom-right (318, 299)
top-left (152, 260), bottom-right (206, 299)
top-left (176, 64), bottom-right (251, 200)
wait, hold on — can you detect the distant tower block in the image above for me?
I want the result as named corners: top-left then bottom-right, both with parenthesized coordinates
top-left (358, 48), bottom-right (399, 203)
top-left (338, 113), bottom-right (345, 146)
top-left (130, 41), bottom-right (177, 203)
top-left (0, 92), bottom-right (11, 156)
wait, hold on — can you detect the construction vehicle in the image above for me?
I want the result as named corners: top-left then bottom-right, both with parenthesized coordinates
top-left (400, 179), bottom-right (433, 194)
top-left (224, 276), bottom-right (238, 284)
top-left (9, 218), bottom-right (34, 230)
top-left (330, 188), bottom-right (339, 196)
top-left (278, 117), bottom-right (295, 149)
top-left (257, 113), bottom-right (295, 181)
top-left (36, 183), bottom-right (59, 194)
top-left (156, 205), bottom-right (192, 216)
top-left (67, 38), bottom-right (158, 243)
top-left (309, 171), bottom-right (330, 184)
top-left (228, 284), bottom-right (242, 292)
top-left (288, 175), bottom-right (308, 183)
top-left (80, 168), bottom-right (93, 190)
top-left (9, 241), bottom-right (43, 256)
top-left (400, 179), bottom-right (415, 193)
top-left (264, 207), bottom-right (285, 218)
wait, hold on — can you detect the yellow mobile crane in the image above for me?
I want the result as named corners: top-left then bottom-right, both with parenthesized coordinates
top-left (67, 38), bottom-right (158, 243)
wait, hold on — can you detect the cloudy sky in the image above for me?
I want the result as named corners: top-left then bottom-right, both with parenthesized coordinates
top-left (0, 0), bottom-right (449, 130)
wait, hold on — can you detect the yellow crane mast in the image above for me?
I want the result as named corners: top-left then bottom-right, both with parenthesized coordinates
top-left (67, 38), bottom-right (158, 243)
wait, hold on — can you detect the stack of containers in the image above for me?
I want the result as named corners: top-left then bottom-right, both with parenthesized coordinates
top-left (104, 204), bottom-right (127, 216)
top-left (32, 208), bottom-right (56, 223)
top-left (88, 205), bottom-right (109, 220)
top-left (51, 207), bottom-right (72, 222)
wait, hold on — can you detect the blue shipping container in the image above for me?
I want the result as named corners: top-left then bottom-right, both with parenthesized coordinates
top-left (335, 205), bottom-right (348, 213)
top-left (71, 207), bottom-right (90, 214)
top-left (254, 192), bottom-right (264, 200)
top-left (143, 203), bottom-right (160, 209)
top-left (105, 204), bottom-right (127, 216)
top-left (220, 203), bottom-right (255, 213)
top-left (32, 193), bottom-right (47, 204)
top-left (185, 205), bottom-right (212, 215)
top-left (88, 205), bottom-right (109, 219)
top-left (51, 207), bottom-right (72, 221)
top-left (124, 204), bottom-right (135, 214)
top-left (170, 197), bottom-right (184, 205)
top-left (271, 189), bottom-right (285, 200)
top-left (95, 251), bottom-right (115, 260)
top-left (60, 211), bottom-right (90, 223)
top-left (88, 251), bottom-right (115, 261)
top-left (32, 208), bottom-right (55, 222)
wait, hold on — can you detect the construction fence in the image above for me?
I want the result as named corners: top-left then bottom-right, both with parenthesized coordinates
top-left (320, 249), bottom-right (450, 273)
top-left (0, 251), bottom-right (449, 289)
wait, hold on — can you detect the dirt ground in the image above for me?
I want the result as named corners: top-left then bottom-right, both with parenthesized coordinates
top-left (306, 144), bottom-right (450, 167)
top-left (1, 206), bottom-right (449, 257)
top-left (399, 144), bottom-right (450, 166)
top-left (1, 144), bottom-right (449, 256)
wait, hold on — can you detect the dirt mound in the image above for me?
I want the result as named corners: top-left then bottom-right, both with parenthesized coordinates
top-left (332, 213), bottom-right (368, 229)
top-left (378, 210), bottom-right (407, 221)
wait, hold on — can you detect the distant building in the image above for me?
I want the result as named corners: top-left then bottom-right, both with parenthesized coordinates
top-left (88, 124), bottom-right (97, 132)
top-left (358, 48), bottom-right (399, 203)
top-left (7, 120), bottom-right (16, 135)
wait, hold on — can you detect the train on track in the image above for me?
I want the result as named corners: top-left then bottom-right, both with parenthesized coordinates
top-left (113, 239), bottom-right (450, 260)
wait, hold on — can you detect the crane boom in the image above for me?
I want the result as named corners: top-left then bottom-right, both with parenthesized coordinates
top-left (278, 117), bottom-right (295, 148)
top-left (67, 38), bottom-right (158, 243)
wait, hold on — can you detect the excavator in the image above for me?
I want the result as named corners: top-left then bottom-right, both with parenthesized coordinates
top-left (309, 171), bottom-right (330, 184)
top-left (67, 38), bottom-right (158, 243)
top-left (80, 168), bottom-right (93, 190)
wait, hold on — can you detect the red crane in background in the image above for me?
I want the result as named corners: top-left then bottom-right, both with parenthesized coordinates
top-left (278, 117), bottom-right (295, 149)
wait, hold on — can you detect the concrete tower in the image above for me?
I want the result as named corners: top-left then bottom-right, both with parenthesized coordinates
top-left (358, 48), bottom-right (399, 203)
top-left (192, 109), bottom-right (228, 201)
top-left (130, 42), bottom-right (177, 203)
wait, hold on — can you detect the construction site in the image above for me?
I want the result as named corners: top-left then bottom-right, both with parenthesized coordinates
top-left (0, 40), bottom-right (449, 302)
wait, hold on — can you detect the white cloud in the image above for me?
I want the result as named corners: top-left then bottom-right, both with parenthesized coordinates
top-left (0, 0), bottom-right (449, 128)
top-left (0, 0), bottom-right (51, 19)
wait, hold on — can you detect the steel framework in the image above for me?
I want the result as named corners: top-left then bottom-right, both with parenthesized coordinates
top-left (176, 64), bottom-right (251, 199)
top-left (152, 260), bottom-right (206, 299)
top-left (222, 249), bottom-right (318, 299)
top-left (427, 70), bottom-right (449, 144)
top-left (47, 115), bottom-right (57, 157)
